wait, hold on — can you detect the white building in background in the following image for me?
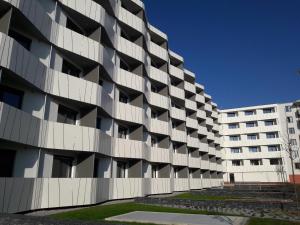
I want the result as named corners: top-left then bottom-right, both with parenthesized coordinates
top-left (0, 0), bottom-right (222, 213)
top-left (220, 102), bottom-right (300, 184)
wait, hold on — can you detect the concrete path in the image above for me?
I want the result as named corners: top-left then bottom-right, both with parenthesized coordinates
top-left (106, 211), bottom-right (249, 225)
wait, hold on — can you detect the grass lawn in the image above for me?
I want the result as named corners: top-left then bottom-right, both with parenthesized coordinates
top-left (51, 202), bottom-right (299, 225)
top-left (170, 192), bottom-right (242, 201)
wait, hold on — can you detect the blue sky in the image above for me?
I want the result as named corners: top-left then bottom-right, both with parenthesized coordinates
top-left (143, 0), bottom-right (300, 109)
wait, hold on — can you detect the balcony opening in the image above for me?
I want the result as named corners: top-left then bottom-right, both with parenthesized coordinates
top-left (119, 91), bottom-right (129, 103)
top-left (119, 53), bottom-right (144, 76)
top-left (152, 164), bottom-right (158, 178)
top-left (62, 58), bottom-right (82, 78)
top-left (121, 0), bottom-right (144, 20)
top-left (66, 16), bottom-right (84, 35)
top-left (52, 155), bottom-right (73, 178)
top-left (0, 85), bottom-right (23, 109)
top-left (0, 149), bottom-right (16, 177)
top-left (8, 29), bottom-right (32, 51)
top-left (57, 104), bottom-right (78, 125)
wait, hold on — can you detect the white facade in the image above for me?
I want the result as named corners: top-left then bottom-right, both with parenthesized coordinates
top-left (220, 103), bottom-right (300, 184)
top-left (0, 0), bottom-right (222, 213)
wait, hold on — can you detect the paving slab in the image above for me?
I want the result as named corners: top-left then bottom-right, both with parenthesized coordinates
top-left (106, 211), bottom-right (249, 225)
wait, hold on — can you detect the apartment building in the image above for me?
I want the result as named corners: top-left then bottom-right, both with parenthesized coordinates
top-left (0, 0), bottom-right (222, 213)
top-left (220, 102), bottom-right (300, 184)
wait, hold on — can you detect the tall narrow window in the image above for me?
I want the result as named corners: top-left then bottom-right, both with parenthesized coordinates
top-left (116, 161), bottom-right (126, 178)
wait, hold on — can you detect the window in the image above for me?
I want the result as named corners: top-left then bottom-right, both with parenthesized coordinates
top-left (245, 110), bottom-right (256, 116)
top-left (287, 117), bottom-right (293, 123)
top-left (247, 134), bottom-right (259, 140)
top-left (232, 160), bottom-right (243, 166)
top-left (52, 156), bottom-right (73, 178)
top-left (290, 139), bottom-right (297, 146)
top-left (0, 86), bottom-right (23, 109)
top-left (151, 137), bottom-right (157, 147)
top-left (246, 121), bottom-right (257, 127)
top-left (116, 161), bottom-right (126, 178)
top-left (295, 163), bottom-right (300, 170)
top-left (285, 106), bottom-right (292, 112)
top-left (152, 165), bottom-right (158, 178)
top-left (289, 128), bottom-right (295, 134)
top-left (173, 143), bottom-right (177, 153)
top-left (8, 29), bottom-right (32, 51)
top-left (268, 145), bottom-right (280, 152)
top-left (228, 123), bottom-right (239, 129)
top-left (263, 108), bottom-right (275, 114)
top-left (231, 148), bottom-right (242, 153)
top-left (249, 146), bottom-right (261, 153)
top-left (118, 125), bottom-right (128, 139)
top-left (270, 158), bottom-right (282, 165)
top-left (250, 159), bottom-right (263, 166)
top-left (229, 135), bottom-right (240, 141)
top-left (0, 150), bottom-right (16, 177)
top-left (96, 117), bottom-right (102, 130)
top-left (227, 112), bottom-right (237, 118)
top-left (62, 59), bottom-right (81, 77)
top-left (266, 132), bottom-right (278, 139)
top-left (265, 120), bottom-right (276, 126)
top-left (57, 105), bottom-right (77, 125)
top-left (119, 92), bottom-right (129, 103)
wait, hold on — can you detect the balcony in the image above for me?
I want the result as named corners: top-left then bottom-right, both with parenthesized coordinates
top-left (116, 68), bottom-right (144, 92)
top-left (113, 137), bottom-right (144, 159)
top-left (189, 157), bottom-right (200, 168)
top-left (204, 103), bottom-right (213, 112)
top-left (170, 85), bottom-right (185, 100)
top-left (169, 65), bottom-right (184, 80)
top-left (206, 118), bottom-right (214, 127)
top-left (173, 178), bottom-right (189, 191)
top-left (149, 92), bottom-right (169, 110)
top-left (117, 37), bottom-right (145, 62)
top-left (185, 99), bottom-right (197, 111)
top-left (197, 110), bottom-right (206, 120)
top-left (209, 162), bottom-right (217, 171)
top-left (115, 102), bottom-right (143, 124)
top-left (208, 147), bottom-right (216, 156)
top-left (150, 119), bottom-right (169, 136)
top-left (198, 125), bottom-right (207, 136)
top-left (189, 178), bottom-right (202, 190)
top-left (187, 136), bottom-right (199, 149)
top-left (211, 111), bottom-right (218, 119)
top-left (173, 153), bottom-right (188, 166)
top-left (186, 117), bottom-right (198, 130)
top-left (144, 178), bottom-right (171, 195)
top-left (202, 178), bottom-right (211, 188)
top-left (170, 107), bottom-right (186, 121)
top-left (184, 81), bottom-right (195, 93)
top-left (199, 142), bottom-right (209, 152)
top-left (201, 160), bottom-right (210, 170)
top-left (111, 178), bottom-right (143, 199)
top-left (149, 66), bottom-right (168, 85)
top-left (171, 129), bottom-right (187, 143)
top-left (118, 7), bottom-right (145, 35)
top-left (207, 132), bottom-right (215, 141)
top-left (217, 164), bottom-right (223, 172)
top-left (196, 94), bottom-right (205, 104)
top-left (149, 42), bottom-right (168, 61)
top-left (150, 147), bottom-right (170, 163)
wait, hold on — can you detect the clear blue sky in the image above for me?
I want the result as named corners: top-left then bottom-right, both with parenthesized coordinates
top-left (144, 0), bottom-right (300, 109)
